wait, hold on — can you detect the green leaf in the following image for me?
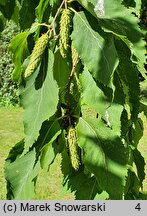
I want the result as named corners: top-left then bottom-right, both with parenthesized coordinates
top-left (94, 191), bottom-right (109, 200)
top-left (78, 0), bottom-right (146, 78)
top-left (61, 146), bottom-right (73, 193)
top-left (40, 134), bottom-right (65, 172)
top-left (53, 50), bottom-right (70, 88)
top-left (113, 71), bottom-right (125, 105)
top-left (0, 0), bottom-right (5, 5)
top-left (61, 145), bottom-right (103, 200)
top-left (29, 114), bottom-right (63, 172)
top-left (139, 102), bottom-right (147, 118)
top-left (9, 32), bottom-right (30, 82)
top-left (49, 0), bottom-right (58, 5)
top-left (133, 148), bottom-right (146, 187)
top-left (19, 0), bottom-right (40, 30)
top-left (53, 50), bottom-right (70, 104)
top-left (71, 11), bottom-right (118, 85)
top-left (78, 0), bottom-right (140, 20)
top-left (0, 0), bottom-right (15, 19)
top-left (120, 108), bottom-right (130, 139)
top-left (0, 12), bottom-right (5, 32)
top-left (66, 170), bottom-right (101, 200)
top-left (39, 121), bottom-right (61, 171)
top-left (80, 68), bottom-right (106, 115)
top-left (101, 28), bottom-right (146, 79)
top-left (122, 0), bottom-right (136, 8)
top-left (34, 116), bottom-right (61, 153)
top-left (20, 50), bottom-right (59, 153)
top-left (41, 141), bottom-right (57, 171)
top-left (11, 2), bottom-right (20, 24)
top-left (76, 117), bottom-right (127, 199)
top-left (122, 0), bottom-right (141, 16)
top-left (6, 139), bottom-right (24, 163)
top-left (74, 175), bottom-right (99, 200)
top-left (125, 170), bottom-right (141, 199)
top-left (131, 118), bottom-right (144, 147)
top-left (77, 0), bottom-right (96, 17)
top-left (115, 39), bottom-right (140, 121)
top-left (80, 68), bottom-right (123, 134)
top-left (106, 104), bottom-right (124, 135)
top-left (35, 0), bottom-right (50, 22)
top-left (5, 149), bottom-right (40, 199)
top-left (99, 1), bottom-right (146, 78)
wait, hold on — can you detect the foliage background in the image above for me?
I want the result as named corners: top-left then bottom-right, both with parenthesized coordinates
top-left (0, 107), bottom-right (146, 199)
top-left (0, 0), bottom-right (146, 107)
top-left (0, 0), bottom-right (147, 200)
top-left (0, 21), bottom-right (19, 106)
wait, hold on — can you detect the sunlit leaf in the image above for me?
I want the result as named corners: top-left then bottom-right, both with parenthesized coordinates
top-left (71, 11), bottom-right (118, 85)
top-left (20, 50), bottom-right (59, 153)
top-left (9, 32), bottom-right (30, 82)
top-left (5, 149), bottom-right (40, 199)
top-left (77, 117), bottom-right (127, 199)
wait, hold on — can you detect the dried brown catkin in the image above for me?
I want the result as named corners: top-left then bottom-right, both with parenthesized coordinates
top-left (24, 31), bottom-right (50, 78)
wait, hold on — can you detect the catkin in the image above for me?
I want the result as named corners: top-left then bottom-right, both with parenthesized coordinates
top-left (67, 126), bottom-right (80, 171)
top-left (59, 8), bottom-right (72, 58)
top-left (71, 44), bottom-right (79, 66)
top-left (24, 31), bottom-right (50, 78)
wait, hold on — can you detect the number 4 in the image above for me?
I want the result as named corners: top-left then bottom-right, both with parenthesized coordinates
top-left (135, 203), bottom-right (141, 211)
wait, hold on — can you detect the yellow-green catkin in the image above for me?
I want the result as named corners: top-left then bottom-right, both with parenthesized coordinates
top-left (67, 126), bottom-right (80, 171)
top-left (71, 44), bottom-right (80, 94)
top-left (71, 44), bottom-right (79, 66)
top-left (24, 31), bottom-right (50, 78)
top-left (59, 8), bottom-right (72, 58)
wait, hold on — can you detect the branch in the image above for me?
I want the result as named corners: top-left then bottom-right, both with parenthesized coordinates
top-left (51, 0), bottom-right (66, 27)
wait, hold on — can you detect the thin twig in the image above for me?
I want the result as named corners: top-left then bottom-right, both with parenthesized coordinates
top-left (69, 6), bottom-right (77, 14)
top-left (52, 23), bottom-right (57, 38)
top-left (65, 0), bottom-right (67, 9)
top-left (51, 0), bottom-right (66, 27)
top-left (69, 56), bottom-right (79, 78)
top-left (36, 23), bottom-right (50, 28)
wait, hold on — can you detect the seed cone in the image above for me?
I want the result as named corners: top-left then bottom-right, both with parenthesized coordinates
top-left (67, 126), bottom-right (80, 171)
top-left (24, 32), bottom-right (50, 78)
top-left (59, 8), bottom-right (72, 58)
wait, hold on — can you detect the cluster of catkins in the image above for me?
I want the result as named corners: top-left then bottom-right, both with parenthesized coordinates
top-left (60, 8), bottom-right (80, 171)
top-left (24, 7), bottom-right (80, 171)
